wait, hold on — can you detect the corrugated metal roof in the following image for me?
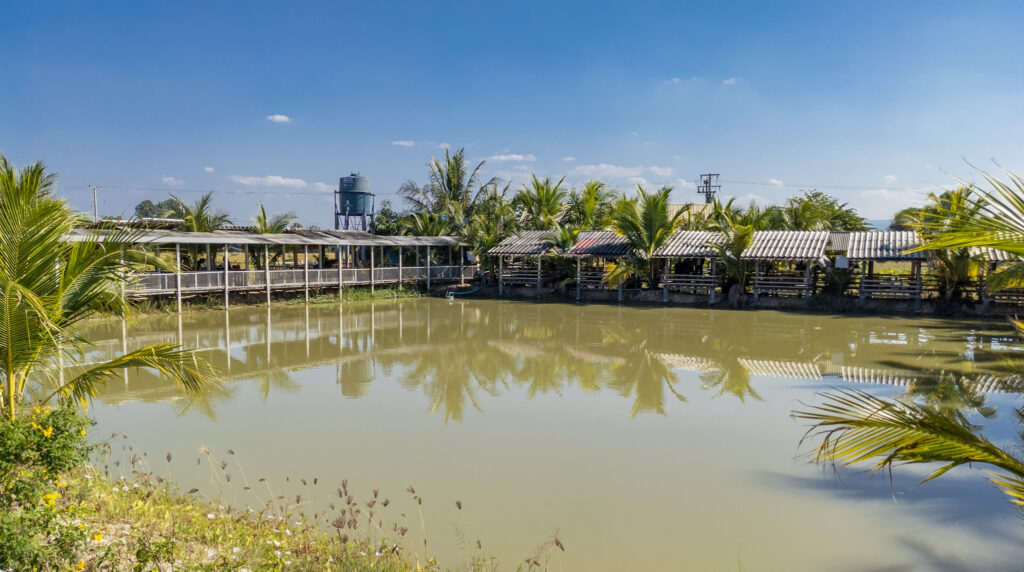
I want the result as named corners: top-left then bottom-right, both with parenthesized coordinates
top-left (741, 231), bottom-right (829, 260)
top-left (568, 231), bottom-right (631, 257)
top-left (970, 246), bottom-right (1022, 263)
top-left (652, 231), bottom-right (725, 258)
top-left (827, 231), bottom-right (851, 252)
top-left (488, 230), bottom-right (555, 255)
top-left (66, 228), bottom-right (461, 248)
top-left (846, 231), bottom-right (926, 260)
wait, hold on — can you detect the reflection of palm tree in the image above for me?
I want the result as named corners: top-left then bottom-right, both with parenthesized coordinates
top-left (605, 329), bottom-right (685, 416)
top-left (902, 371), bottom-right (996, 420)
top-left (699, 357), bottom-right (763, 403)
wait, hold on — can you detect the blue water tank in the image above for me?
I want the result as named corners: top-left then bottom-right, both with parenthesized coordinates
top-left (338, 173), bottom-right (373, 215)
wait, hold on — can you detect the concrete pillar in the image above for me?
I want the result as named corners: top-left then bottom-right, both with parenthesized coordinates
top-left (859, 261), bottom-right (867, 306)
top-left (576, 256), bottom-right (582, 302)
top-left (709, 259), bottom-right (717, 304)
top-left (304, 245), bottom-right (310, 304)
top-left (498, 256), bottom-right (504, 297)
top-left (459, 246), bottom-right (465, 284)
top-left (370, 246), bottom-right (375, 293)
top-left (337, 243), bottom-right (344, 299)
top-left (914, 260), bottom-right (923, 313)
top-left (426, 245), bottom-right (432, 291)
top-left (264, 245), bottom-right (271, 306)
top-left (175, 243), bottom-right (182, 313)
top-left (223, 243), bottom-right (230, 308)
top-left (398, 246), bottom-right (403, 286)
top-left (753, 262), bottom-right (760, 304)
top-left (662, 258), bottom-right (669, 303)
top-left (536, 255), bottom-right (542, 298)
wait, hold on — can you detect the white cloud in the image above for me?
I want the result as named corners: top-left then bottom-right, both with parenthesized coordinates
top-left (312, 182), bottom-right (334, 192)
top-left (857, 188), bottom-right (929, 219)
top-left (648, 166), bottom-right (672, 177)
top-left (561, 156), bottom-right (576, 162)
top-left (487, 153), bottom-right (536, 162)
top-left (438, 142), bottom-right (450, 150)
top-left (769, 178), bottom-right (784, 187)
top-left (675, 178), bottom-right (696, 190)
top-left (204, 166), bottom-right (215, 173)
top-left (733, 193), bottom-right (771, 206)
top-left (571, 163), bottom-right (644, 178)
top-left (665, 76), bottom-right (703, 86)
top-left (628, 176), bottom-right (650, 187)
top-left (266, 114), bottom-right (292, 124)
top-left (391, 140), bottom-right (415, 147)
top-left (229, 175), bottom-right (307, 188)
top-left (883, 174), bottom-right (897, 184)
top-left (722, 77), bottom-right (738, 85)
top-left (161, 176), bottom-right (185, 186)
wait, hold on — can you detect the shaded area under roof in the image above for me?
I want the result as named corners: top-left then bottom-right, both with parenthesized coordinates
top-left (568, 231), bottom-right (631, 257)
top-left (846, 231), bottom-right (926, 261)
top-left (742, 231), bottom-right (830, 260)
top-left (653, 230), bottom-right (724, 258)
top-left (488, 230), bottom-right (555, 255)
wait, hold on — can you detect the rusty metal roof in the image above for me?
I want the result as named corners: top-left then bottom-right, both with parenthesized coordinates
top-left (488, 230), bottom-right (555, 255)
top-left (741, 231), bottom-right (829, 260)
top-left (652, 231), bottom-right (725, 258)
top-left (846, 231), bottom-right (926, 260)
top-left (568, 231), bottom-right (631, 257)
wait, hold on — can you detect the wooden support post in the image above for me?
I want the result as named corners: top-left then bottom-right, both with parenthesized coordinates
top-left (803, 262), bottom-right (812, 305)
top-left (914, 260), bottom-right (923, 313)
top-left (264, 245), bottom-right (271, 306)
top-left (753, 262), bottom-right (760, 304)
top-left (498, 256), bottom-right (504, 296)
top-left (175, 243), bottom-right (183, 313)
top-left (709, 259), bottom-right (717, 304)
top-left (663, 258), bottom-right (669, 303)
top-left (337, 244), bottom-right (344, 299)
top-left (576, 256), bottom-right (582, 302)
top-left (536, 255), bottom-right (542, 298)
top-left (244, 244), bottom-right (249, 271)
top-left (370, 246), bottom-right (375, 292)
top-left (426, 245), bottom-right (432, 291)
top-left (398, 246), bottom-right (403, 287)
top-left (618, 281), bottom-right (623, 303)
top-left (223, 243), bottom-right (230, 308)
top-left (858, 261), bottom-right (867, 305)
top-left (304, 245), bottom-right (310, 303)
top-left (459, 246), bottom-right (465, 284)
top-left (206, 244), bottom-right (212, 270)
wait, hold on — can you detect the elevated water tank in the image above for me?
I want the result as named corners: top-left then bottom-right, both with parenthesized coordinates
top-left (338, 173), bottom-right (373, 215)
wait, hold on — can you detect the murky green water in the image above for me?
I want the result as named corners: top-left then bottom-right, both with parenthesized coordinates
top-left (82, 299), bottom-right (1024, 570)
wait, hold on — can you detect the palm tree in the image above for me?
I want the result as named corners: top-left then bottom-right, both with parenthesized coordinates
top-left (398, 147), bottom-right (498, 231)
top-left (905, 187), bottom-right (982, 302)
top-left (704, 198), bottom-right (770, 305)
top-left (0, 157), bottom-right (213, 420)
top-left (565, 180), bottom-right (615, 230)
top-left (165, 192), bottom-right (233, 270)
top-left (459, 183), bottom-right (519, 283)
top-left (403, 212), bottom-right (450, 237)
top-left (250, 201), bottom-right (296, 269)
top-left (604, 186), bottom-right (684, 288)
top-left (515, 175), bottom-right (567, 230)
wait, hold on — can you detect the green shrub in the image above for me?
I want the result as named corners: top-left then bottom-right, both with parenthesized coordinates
top-left (0, 407), bottom-right (91, 569)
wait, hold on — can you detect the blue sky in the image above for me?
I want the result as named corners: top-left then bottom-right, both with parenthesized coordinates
top-left (2, 1), bottom-right (1023, 224)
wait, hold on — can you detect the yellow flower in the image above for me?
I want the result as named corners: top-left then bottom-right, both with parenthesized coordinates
top-left (92, 532), bottom-right (102, 543)
top-left (75, 561), bottom-right (85, 570)
top-left (79, 428), bottom-right (87, 436)
top-left (55, 479), bottom-right (67, 488)
top-left (41, 426), bottom-right (54, 438)
top-left (41, 492), bottom-right (61, 508)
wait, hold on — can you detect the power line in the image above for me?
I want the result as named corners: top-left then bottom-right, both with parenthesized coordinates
top-left (75, 184), bottom-right (333, 197)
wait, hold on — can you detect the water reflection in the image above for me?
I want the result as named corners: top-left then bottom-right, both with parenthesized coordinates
top-left (81, 300), bottom-right (1024, 422)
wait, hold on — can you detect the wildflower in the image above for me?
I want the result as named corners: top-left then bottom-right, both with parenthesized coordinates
top-left (207, 513), bottom-right (215, 519)
top-left (284, 528), bottom-right (292, 536)
top-left (285, 561), bottom-right (291, 566)
top-left (272, 540), bottom-right (281, 547)
top-left (80, 428), bottom-right (86, 436)
top-left (233, 547), bottom-right (240, 554)
top-left (41, 426), bottom-right (54, 438)
top-left (92, 532), bottom-right (103, 543)
top-left (41, 492), bottom-right (61, 508)
top-left (274, 551), bottom-right (282, 558)
top-left (75, 561), bottom-right (85, 570)
top-left (55, 479), bottom-right (67, 488)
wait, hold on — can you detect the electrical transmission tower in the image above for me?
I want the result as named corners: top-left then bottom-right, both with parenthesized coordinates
top-left (697, 173), bottom-right (720, 204)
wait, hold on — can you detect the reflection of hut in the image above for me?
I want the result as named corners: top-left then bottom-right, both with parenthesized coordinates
top-left (488, 231), bottom-right (556, 296)
top-left (742, 231), bottom-right (829, 302)
top-left (973, 247), bottom-right (1024, 308)
top-left (653, 231), bottom-right (725, 303)
top-left (847, 231), bottom-right (925, 310)
top-left (567, 231), bottom-right (630, 300)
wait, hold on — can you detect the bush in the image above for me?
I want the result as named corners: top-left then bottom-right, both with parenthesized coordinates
top-left (0, 407), bottom-right (91, 569)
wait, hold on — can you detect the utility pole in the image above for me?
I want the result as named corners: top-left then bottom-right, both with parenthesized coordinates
top-left (90, 185), bottom-right (102, 222)
top-left (697, 174), bottom-right (719, 204)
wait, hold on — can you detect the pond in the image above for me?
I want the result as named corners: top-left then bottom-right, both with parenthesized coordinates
top-left (82, 299), bottom-right (1024, 570)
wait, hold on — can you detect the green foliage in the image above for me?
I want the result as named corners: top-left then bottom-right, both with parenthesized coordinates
top-left (0, 156), bottom-right (215, 420)
top-left (902, 187), bottom-right (982, 301)
top-left (604, 186), bottom-right (683, 288)
top-left (403, 212), bottom-right (450, 236)
top-left (515, 175), bottom-right (567, 230)
top-left (0, 407), bottom-right (91, 570)
top-left (398, 147), bottom-right (497, 232)
top-left (565, 180), bottom-right (616, 230)
top-left (768, 190), bottom-right (868, 231)
top-left (372, 199), bottom-right (406, 236)
top-left (164, 191), bottom-right (233, 270)
top-left (460, 183), bottom-right (519, 282)
top-left (133, 198), bottom-right (177, 219)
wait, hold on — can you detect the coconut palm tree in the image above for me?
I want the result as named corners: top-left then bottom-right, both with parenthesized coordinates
top-left (249, 201), bottom-right (297, 269)
top-left (704, 198), bottom-right (771, 305)
top-left (604, 186), bottom-right (684, 288)
top-left (403, 212), bottom-right (450, 236)
top-left (904, 187), bottom-right (982, 302)
top-left (165, 192), bottom-right (233, 270)
top-left (515, 175), bottom-right (567, 230)
top-left (0, 157), bottom-right (213, 420)
top-left (398, 147), bottom-right (498, 231)
top-left (460, 183), bottom-right (519, 283)
top-left (565, 180), bottom-right (615, 230)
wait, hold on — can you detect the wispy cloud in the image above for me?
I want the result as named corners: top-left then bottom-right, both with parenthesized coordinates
top-left (203, 166), bottom-right (215, 173)
top-left (769, 178), bottom-right (784, 187)
top-left (857, 187), bottom-right (929, 219)
top-left (648, 166), bottom-right (672, 177)
top-left (312, 181), bottom-right (334, 191)
top-left (487, 153), bottom-right (536, 162)
top-left (571, 163), bottom-right (644, 178)
top-left (438, 142), bottom-right (450, 150)
top-left (561, 156), bottom-right (576, 162)
top-left (391, 140), bottom-right (415, 147)
top-left (675, 178), bottom-right (696, 190)
top-left (161, 176), bottom-right (185, 186)
top-left (883, 174), bottom-right (897, 184)
top-left (628, 176), bottom-right (650, 187)
top-left (229, 174), bottom-right (307, 188)
top-left (266, 114), bottom-right (292, 124)
top-left (722, 77), bottom-right (738, 85)
top-left (664, 76), bottom-right (703, 87)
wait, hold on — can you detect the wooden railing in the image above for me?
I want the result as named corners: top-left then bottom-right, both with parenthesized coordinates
top-left (860, 274), bottom-right (921, 299)
top-left (664, 273), bottom-right (718, 294)
top-left (753, 272), bottom-right (809, 298)
top-left (125, 265), bottom-right (477, 297)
